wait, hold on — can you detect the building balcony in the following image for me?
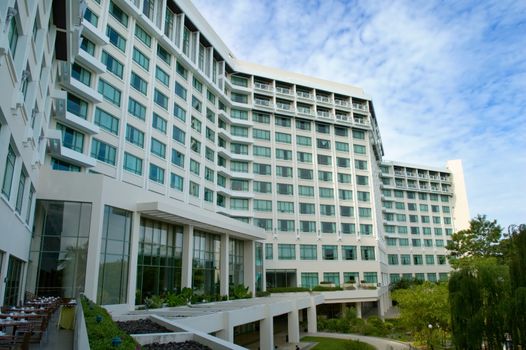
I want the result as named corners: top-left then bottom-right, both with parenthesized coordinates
top-left (217, 187), bottom-right (255, 198)
top-left (316, 285), bottom-right (388, 303)
top-left (334, 99), bottom-right (351, 108)
top-left (254, 81), bottom-right (273, 93)
top-left (81, 18), bottom-right (109, 46)
top-left (317, 110), bottom-right (333, 119)
top-left (316, 95), bottom-right (332, 105)
top-left (352, 103), bottom-right (368, 112)
top-left (276, 86), bottom-right (293, 96)
top-left (254, 99), bottom-right (274, 111)
top-left (297, 107), bottom-right (315, 117)
top-left (57, 62), bottom-right (102, 103)
top-left (46, 129), bottom-right (96, 168)
top-left (296, 91), bottom-right (314, 100)
top-left (75, 48), bottom-right (106, 74)
top-left (53, 98), bottom-right (100, 135)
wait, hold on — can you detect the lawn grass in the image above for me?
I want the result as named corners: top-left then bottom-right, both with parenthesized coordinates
top-left (301, 336), bottom-right (376, 350)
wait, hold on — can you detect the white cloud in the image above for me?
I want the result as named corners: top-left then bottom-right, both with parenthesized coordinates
top-left (193, 0), bottom-right (526, 227)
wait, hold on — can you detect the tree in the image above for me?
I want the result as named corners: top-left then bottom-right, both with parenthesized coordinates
top-left (446, 215), bottom-right (503, 268)
top-left (392, 282), bottom-right (450, 345)
top-left (508, 225), bottom-right (526, 347)
top-left (449, 258), bottom-right (510, 350)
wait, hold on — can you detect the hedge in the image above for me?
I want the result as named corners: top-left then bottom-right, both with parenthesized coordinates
top-left (81, 296), bottom-right (138, 350)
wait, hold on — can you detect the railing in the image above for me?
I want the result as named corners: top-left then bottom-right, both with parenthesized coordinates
top-left (352, 103), bottom-right (367, 111)
top-left (407, 173), bottom-right (416, 177)
top-left (254, 81), bottom-right (272, 91)
top-left (276, 102), bottom-right (292, 110)
top-left (297, 107), bottom-right (313, 115)
top-left (276, 86), bottom-right (292, 95)
top-left (395, 171), bottom-right (405, 176)
top-left (335, 114), bottom-right (349, 121)
top-left (254, 99), bottom-right (272, 107)
top-left (317, 110), bottom-right (331, 118)
top-left (316, 95), bottom-right (332, 103)
top-left (354, 117), bottom-right (367, 125)
top-left (335, 99), bottom-right (350, 107)
top-left (297, 91), bottom-right (313, 99)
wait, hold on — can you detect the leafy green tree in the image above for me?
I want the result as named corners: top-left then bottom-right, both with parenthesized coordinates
top-left (446, 215), bottom-right (503, 268)
top-left (449, 258), bottom-right (510, 350)
top-left (392, 282), bottom-right (450, 344)
top-left (508, 225), bottom-right (526, 347)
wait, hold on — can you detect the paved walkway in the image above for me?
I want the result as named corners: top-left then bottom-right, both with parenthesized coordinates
top-left (29, 308), bottom-right (73, 350)
top-left (303, 331), bottom-right (411, 350)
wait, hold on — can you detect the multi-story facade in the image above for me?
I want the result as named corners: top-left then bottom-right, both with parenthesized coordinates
top-left (380, 160), bottom-right (469, 283)
top-left (0, 0), bottom-right (469, 328)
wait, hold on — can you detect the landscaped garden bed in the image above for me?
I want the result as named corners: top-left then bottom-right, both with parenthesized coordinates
top-left (117, 319), bottom-right (172, 334)
top-left (141, 341), bottom-right (212, 350)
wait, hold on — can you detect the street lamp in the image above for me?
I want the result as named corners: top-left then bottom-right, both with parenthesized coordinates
top-left (428, 324), bottom-right (433, 350)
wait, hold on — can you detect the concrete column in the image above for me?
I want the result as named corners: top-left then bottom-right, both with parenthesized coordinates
top-left (243, 240), bottom-right (255, 296)
top-left (355, 302), bottom-right (362, 318)
top-left (307, 305), bottom-right (317, 333)
top-left (181, 225), bottom-right (194, 288)
top-left (127, 211), bottom-right (141, 310)
top-left (288, 309), bottom-right (300, 343)
top-left (260, 316), bottom-right (274, 350)
top-left (378, 298), bottom-right (385, 318)
top-left (217, 312), bottom-right (234, 343)
top-left (220, 234), bottom-right (229, 297)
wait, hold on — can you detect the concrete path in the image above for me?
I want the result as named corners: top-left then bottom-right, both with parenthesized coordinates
top-left (303, 331), bottom-right (411, 350)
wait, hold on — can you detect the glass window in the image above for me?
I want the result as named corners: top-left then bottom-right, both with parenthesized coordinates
top-left (172, 126), bottom-right (185, 144)
top-left (101, 50), bottom-right (124, 79)
top-left (123, 153), bottom-right (143, 175)
top-left (170, 173), bottom-right (183, 191)
top-left (57, 124), bottom-right (84, 153)
top-left (278, 244), bottom-right (296, 260)
top-left (157, 44), bottom-right (171, 65)
top-left (98, 79), bottom-right (121, 106)
top-left (323, 272), bottom-right (340, 286)
top-left (155, 66), bottom-right (169, 86)
top-left (134, 24), bottom-right (151, 47)
top-left (278, 219), bottom-right (295, 232)
top-left (130, 72), bottom-right (148, 95)
top-left (91, 139), bottom-right (116, 165)
top-left (94, 108), bottom-right (119, 135)
top-left (133, 47), bottom-right (150, 70)
top-left (109, 1), bottom-right (128, 26)
top-left (300, 245), bottom-right (317, 260)
top-left (322, 245), bottom-right (338, 260)
top-left (361, 246), bottom-right (375, 260)
top-left (149, 164), bottom-right (165, 184)
top-left (126, 125), bottom-right (144, 147)
top-left (175, 82), bottom-right (187, 100)
top-left (174, 103), bottom-right (186, 122)
top-left (152, 113), bottom-right (167, 134)
top-left (97, 205), bottom-right (131, 304)
top-left (151, 138), bottom-right (166, 159)
top-left (128, 98), bottom-right (146, 120)
top-left (106, 26), bottom-right (126, 52)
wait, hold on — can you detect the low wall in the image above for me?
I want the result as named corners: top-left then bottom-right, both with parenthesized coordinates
top-left (74, 302), bottom-right (90, 350)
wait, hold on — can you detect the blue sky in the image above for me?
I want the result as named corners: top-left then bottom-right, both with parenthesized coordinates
top-left (193, 0), bottom-right (526, 228)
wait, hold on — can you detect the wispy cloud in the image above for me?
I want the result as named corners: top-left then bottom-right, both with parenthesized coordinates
top-left (193, 0), bottom-right (526, 227)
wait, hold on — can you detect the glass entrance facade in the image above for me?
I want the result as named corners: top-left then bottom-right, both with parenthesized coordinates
top-left (97, 206), bottom-right (132, 305)
top-left (136, 218), bottom-right (183, 304)
top-left (29, 200), bottom-right (91, 298)
top-left (4, 256), bottom-right (24, 306)
top-left (192, 230), bottom-right (220, 296)
top-left (229, 239), bottom-right (244, 287)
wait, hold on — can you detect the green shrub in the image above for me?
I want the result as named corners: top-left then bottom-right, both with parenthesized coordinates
top-left (312, 285), bottom-right (344, 291)
top-left (81, 296), bottom-right (138, 350)
top-left (144, 295), bottom-right (164, 309)
top-left (267, 287), bottom-right (310, 293)
top-left (256, 291), bottom-right (271, 297)
top-left (229, 284), bottom-right (252, 300)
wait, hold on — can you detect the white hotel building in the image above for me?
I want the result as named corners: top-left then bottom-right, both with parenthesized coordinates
top-left (0, 0), bottom-right (469, 339)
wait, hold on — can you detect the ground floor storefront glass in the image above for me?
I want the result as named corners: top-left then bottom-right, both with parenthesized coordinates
top-left (266, 269), bottom-right (297, 288)
top-left (3, 256), bottom-right (24, 305)
top-left (229, 239), bottom-right (244, 287)
top-left (97, 206), bottom-right (132, 305)
top-left (255, 243), bottom-right (263, 292)
top-left (136, 218), bottom-right (183, 304)
top-left (28, 200), bottom-right (91, 298)
top-left (192, 230), bottom-right (220, 296)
